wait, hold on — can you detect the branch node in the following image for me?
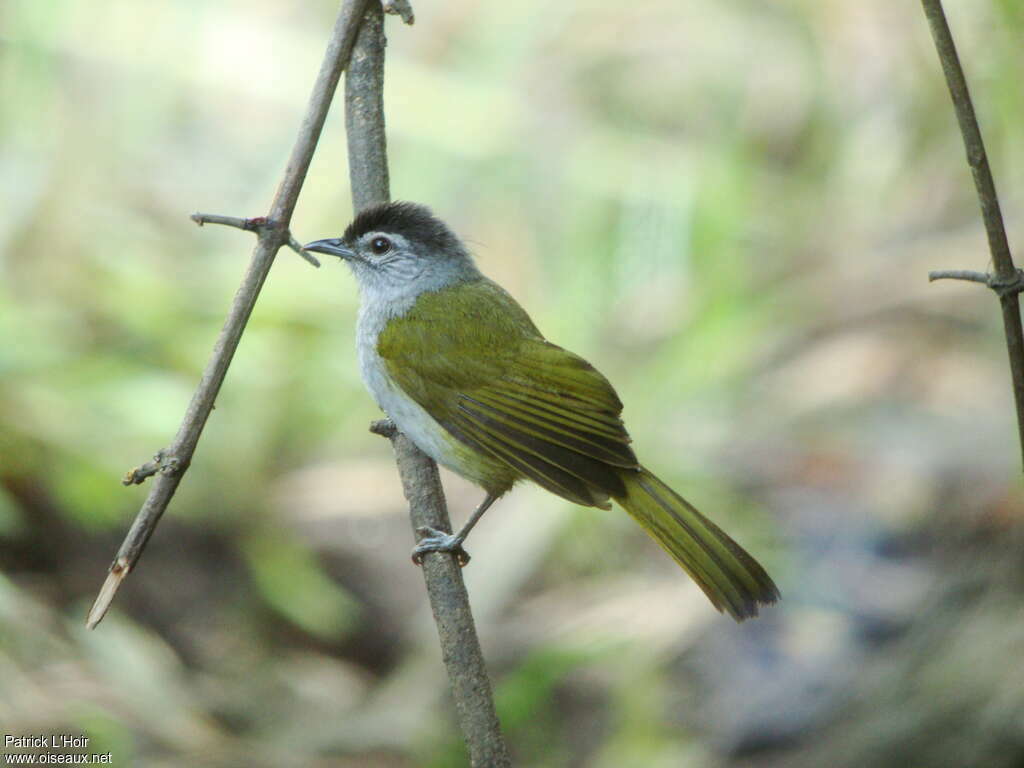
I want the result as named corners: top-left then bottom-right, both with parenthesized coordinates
top-left (383, 0), bottom-right (414, 24)
top-left (369, 418), bottom-right (397, 438)
top-left (190, 211), bottom-right (320, 268)
top-left (989, 269), bottom-right (1024, 298)
top-left (122, 450), bottom-right (180, 486)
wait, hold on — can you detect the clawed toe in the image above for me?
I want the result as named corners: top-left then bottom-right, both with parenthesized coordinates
top-left (411, 527), bottom-right (471, 566)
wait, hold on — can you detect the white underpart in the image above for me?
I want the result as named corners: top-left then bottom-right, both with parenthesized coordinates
top-left (355, 284), bottom-right (472, 479)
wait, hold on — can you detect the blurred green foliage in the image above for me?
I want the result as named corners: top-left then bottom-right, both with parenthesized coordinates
top-left (3, 0), bottom-right (1024, 766)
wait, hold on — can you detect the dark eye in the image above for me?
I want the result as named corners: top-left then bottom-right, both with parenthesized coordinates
top-left (370, 236), bottom-right (392, 255)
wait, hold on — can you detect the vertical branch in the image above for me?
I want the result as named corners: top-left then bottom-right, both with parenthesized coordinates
top-left (344, 3), bottom-right (511, 765)
top-left (345, 0), bottom-right (390, 210)
top-left (921, 0), bottom-right (1024, 469)
top-left (87, 0), bottom-right (372, 628)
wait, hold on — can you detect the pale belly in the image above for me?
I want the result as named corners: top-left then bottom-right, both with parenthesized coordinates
top-left (365, 353), bottom-right (460, 466)
top-left (356, 331), bottom-right (498, 488)
top-left (354, 292), bottom-right (521, 492)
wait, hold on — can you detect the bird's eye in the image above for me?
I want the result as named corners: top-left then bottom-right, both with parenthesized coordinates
top-left (369, 236), bottom-right (392, 255)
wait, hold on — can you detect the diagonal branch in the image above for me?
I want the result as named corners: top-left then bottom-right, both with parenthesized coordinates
top-left (921, 0), bottom-right (1024, 469)
top-left (87, 0), bottom-right (372, 629)
top-left (344, 3), bottom-right (511, 765)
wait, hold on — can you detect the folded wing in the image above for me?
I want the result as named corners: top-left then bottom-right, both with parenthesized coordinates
top-left (377, 279), bottom-right (637, 507)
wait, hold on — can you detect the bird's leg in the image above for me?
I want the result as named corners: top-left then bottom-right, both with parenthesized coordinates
top-left (411, 493), bottom-right (499, 567)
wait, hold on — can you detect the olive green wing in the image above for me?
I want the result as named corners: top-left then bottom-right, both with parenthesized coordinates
top-left (378, 279), bottom-right (638, 507)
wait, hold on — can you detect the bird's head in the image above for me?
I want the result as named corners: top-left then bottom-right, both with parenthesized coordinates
top-left (304, 201), bottom-right (480, 301)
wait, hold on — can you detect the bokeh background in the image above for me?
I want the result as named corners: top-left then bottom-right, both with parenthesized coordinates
top-left (3, 0), bottom-right (1024, 765)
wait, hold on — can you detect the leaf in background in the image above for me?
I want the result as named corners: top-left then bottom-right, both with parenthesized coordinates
top-left (244, 531), bottom-right (360, 642)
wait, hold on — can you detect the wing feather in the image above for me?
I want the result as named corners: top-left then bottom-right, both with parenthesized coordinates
top-left (460, 393), bottom-right (635, 468)
top-left (446, 411), bottom-right (603, 506)
top-left (473, 389), bottom-right (626, 438)
top-left (455, 399), bottom-right (626, 497)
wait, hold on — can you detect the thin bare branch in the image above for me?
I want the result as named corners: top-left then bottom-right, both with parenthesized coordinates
top-left (920, 0), bottom-right (1014, 281)
top-left (87, 0), bottom-right (371, 630)
top-left (190, 212), bottom-right (266, 231)
top-left (285, 233), bottom-right (312, 262)
top-left (191, 211), bottom-right (321, 267)
top-left (921, 0), bottom-right (1024, 469)
top-left (928, 269), bottom-right (990, 285)
top-left (345, 3), bottom-right (511, 765)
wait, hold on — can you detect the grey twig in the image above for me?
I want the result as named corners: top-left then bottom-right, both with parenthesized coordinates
top-left (922, 0), bottom-right (1024, 469)
top-left (190, 212), bottom-right (265, 231)
top-left (121, 450), bottom-right (180, 486)
top-left (87, 0), bottom-right (372, 630)
top-left (191, 211), bottom-right (321, 268)
top-left (920, 1), bottom-right (1014, 280)
top-left (928, 269), bottom-right (991, 285)
top-left (346, 3), bottom-right (511, 765)
top-left (286, 233), bottom-right (311, 262)
top-left (928, 268), bottom-right (1024, 297)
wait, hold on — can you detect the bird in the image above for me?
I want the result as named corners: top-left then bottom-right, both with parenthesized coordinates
top-left (304, 202), bottom-right (779, 620)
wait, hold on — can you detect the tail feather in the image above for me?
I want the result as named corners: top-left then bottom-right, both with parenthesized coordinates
top-left (615, 467), bottom-right (779, 621)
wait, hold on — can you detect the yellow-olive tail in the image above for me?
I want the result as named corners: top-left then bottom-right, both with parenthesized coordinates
top-left (615, 467), bottom-right (779, 621)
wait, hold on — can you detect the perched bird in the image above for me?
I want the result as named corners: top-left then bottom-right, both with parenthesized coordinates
top-left (305, 202), bottom-right (779, 620)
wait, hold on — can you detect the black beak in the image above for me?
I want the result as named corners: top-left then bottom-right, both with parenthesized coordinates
top-left (303, 238), bottom-right (357, 260)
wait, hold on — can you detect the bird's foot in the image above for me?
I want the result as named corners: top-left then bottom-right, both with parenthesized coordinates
top-left (411, 526), bottom-right (470, 567)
